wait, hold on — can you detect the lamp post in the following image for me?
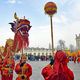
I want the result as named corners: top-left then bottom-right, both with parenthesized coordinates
top-left (44, 2), bottom-right (57, 54)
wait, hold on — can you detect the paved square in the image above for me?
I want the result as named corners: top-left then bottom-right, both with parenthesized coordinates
top-left (13, 61), bottom-right (80, 80)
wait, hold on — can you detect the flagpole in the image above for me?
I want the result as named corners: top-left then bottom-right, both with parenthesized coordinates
top-left (44, 2), bottom-right (57, 55)
top-left (50, 15), bottom-right (54, 53)
top-left (22, 41), bottom-right (24, 55)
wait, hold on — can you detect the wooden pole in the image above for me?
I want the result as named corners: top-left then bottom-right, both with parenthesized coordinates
top-left (50, 15), bottom-right (54, 54)
top-left (22, 41), bottom-right (24, 55)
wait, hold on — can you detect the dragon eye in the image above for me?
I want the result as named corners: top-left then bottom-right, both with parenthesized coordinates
top-left (18, 21), bottom-right (20, 23)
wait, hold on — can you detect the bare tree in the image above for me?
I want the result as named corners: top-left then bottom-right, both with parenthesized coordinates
top-left (69, 44), bottom-right (76, 52)
top-left (56, 45), bottom-right (61, 50)
top-left (57, 40), bottom-right (66, 50)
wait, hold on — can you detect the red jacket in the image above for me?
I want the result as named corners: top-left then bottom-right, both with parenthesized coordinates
top-left (42, 64), bottom-right (53, 80)
top-left (15, 62), bottom-right (32, 80)
top-left (3, 58), bottom-right (15, 69)
top-left (48, 50), bottom-right (74, 80)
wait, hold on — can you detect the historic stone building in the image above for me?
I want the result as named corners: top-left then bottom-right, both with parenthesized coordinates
top-left (17, 47), bottom-right (52, 56)
top-left (76, 34), bottom-right (80, 50)
top-left (24, 47), bottom-right (52, 56)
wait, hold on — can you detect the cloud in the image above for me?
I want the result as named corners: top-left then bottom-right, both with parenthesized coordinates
top-left (0, 25), bottom-right (14, 46)
top-left (61, 0), bottom-right (80, 21)
top-left (7, 0), bottom-right (16, 4)
top-left (29, 25), bottom-right (51, 48)
top-left (51, 13), bottom-right (69, 27)
top-left (72, 2), bottom-right (80, 20)
top-left (61, 0), bottom-right (73, 5)
top-left (60, 15), bottom-right (68, 23)
top-left (53, 14), bottom-right (68, 24)
top-left (7, 0), bottom-right (22, 4)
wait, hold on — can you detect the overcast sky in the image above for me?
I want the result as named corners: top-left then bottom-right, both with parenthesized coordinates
top-left (0, 0), bottom-right (80, 48)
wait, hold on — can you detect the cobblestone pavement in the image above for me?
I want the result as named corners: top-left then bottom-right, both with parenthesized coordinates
top-left (2, 61), bottom-right (80, 80)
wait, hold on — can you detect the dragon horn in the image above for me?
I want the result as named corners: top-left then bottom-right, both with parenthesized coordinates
top-left (14, 12), bottom-right (19, 20)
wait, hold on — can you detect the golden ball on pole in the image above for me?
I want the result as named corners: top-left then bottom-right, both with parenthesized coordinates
top-left (44, 2), bottom-right (57, 16)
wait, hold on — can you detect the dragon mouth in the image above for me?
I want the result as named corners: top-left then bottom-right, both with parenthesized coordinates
top-left (18, 25), bottom-right (29, 36)
top-left (17, 25), bottom-right (29, 31)
top-left (20, 30), bottom-right (29, 36)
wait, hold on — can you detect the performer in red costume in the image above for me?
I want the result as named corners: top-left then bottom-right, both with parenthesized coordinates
top-left (73, 56), bottom-right (76, 63)
top-left (48, 50), bottom-right (74, 80)
top-left (77, 57), bottom-right (80, 63)
top-left (1, 56), bottom-right (15, 80)
top-left (0, 55), bottom-right (3, 71)
top-left (15, 54), bottom-right (32, 80)
top-left (41, 58), bottom-right (54, 80)
top-left (0, 55), bottom-right (3, 77)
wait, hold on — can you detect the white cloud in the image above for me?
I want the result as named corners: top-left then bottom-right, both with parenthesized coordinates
top-left (0, 25), bottom-right (14, 46)
top-left (60, 15), bottom-right (68, 23)
top-left (7, 0), bottom-right (16, 4)
top-left (62, 0), bottom-right (80, 21)
top-left (29, 25), bottom-right (51, 48)
top-left (53, 14), bottom-right (68, 24)
top-left (7, 0), bottom-right (22, 4)
top-left (61, 0), bottom-right (73, 5)
top-left (53, 17), bottom-right (62, 23)
top-left (72, 2), bottom-right (80, 19)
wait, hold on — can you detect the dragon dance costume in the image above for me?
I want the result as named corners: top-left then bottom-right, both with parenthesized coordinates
top-left (9, 13), bottom-right (32, 80)
top-left (1, 57), bottom-right (15, 80)
top-left (0, 38), bottom-right (15, 80)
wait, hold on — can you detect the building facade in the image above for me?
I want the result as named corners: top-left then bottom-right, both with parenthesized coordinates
top-left (76, 34), bottom-right (80, 50)
top-left (16, 47), bottom-right (53, 61)
top-left (24, 47), bottom-right (52, 56)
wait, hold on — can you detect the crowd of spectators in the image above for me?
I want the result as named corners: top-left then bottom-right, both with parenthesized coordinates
top-left (14, 53), bottom-right (53, 61)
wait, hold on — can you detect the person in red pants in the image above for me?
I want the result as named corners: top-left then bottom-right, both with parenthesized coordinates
top-left (41, 58), bottom-right (54, 80)
top-left (15, 54), bottom-right (32, 80)
top-left (1, 56), bottom-right (15, 80)
top-left (48, 50), bottom-right (74, 80)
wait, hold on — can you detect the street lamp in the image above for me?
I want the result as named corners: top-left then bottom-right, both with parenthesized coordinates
top-left (44, 2), bottom-right (57, 54)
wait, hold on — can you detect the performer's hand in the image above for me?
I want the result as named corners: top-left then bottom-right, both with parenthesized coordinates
top-left (6, 64), bottom-right (11, 67)
top-left (9, 69), bottom-right (13, 73)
